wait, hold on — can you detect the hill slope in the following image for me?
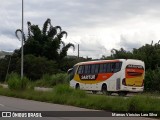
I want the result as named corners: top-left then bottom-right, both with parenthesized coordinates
top-left (0, 51), bottom-right (12, 58)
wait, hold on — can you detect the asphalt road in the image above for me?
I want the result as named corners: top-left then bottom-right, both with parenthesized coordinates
top-left (0, 95), bottom-right (158, 120)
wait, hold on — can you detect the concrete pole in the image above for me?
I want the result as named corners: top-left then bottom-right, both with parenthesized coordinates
top-left (78, 44), bottom-right (79, 59)
top-left (21, 0), bottom-right (24, 79)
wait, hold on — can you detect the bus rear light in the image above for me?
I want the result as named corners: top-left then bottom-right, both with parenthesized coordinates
top-left (122, 78), bottom-right (126, 86)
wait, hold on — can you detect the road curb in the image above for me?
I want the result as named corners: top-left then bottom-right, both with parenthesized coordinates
top-left (0, 84), bottom-right (52, 92)
top-left (34, 87), bottom-right (53, 92)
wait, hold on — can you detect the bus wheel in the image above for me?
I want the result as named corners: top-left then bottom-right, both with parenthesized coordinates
top-left (118, 91), bottom-right (128, 96)
top-left (92, 91), bottom-right (97, 94)
top-left (75, 83), bottom-right (80, 89)
top-left (102, 84), bottom-right (107, 95)
top-left (102, 84), bottom-right (111, 95)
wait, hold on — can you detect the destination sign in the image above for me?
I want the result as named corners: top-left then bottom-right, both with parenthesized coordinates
top-left (126, 64), bottom-right (144, 69)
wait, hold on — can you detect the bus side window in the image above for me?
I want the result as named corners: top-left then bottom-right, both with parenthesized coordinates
top-left (103, 64), bottom-right (107, 73)
top-left (94, 64), bottom-right (99, 74)
top-left (99, 64), bottom-right (104, 73)
top-left (99, 63), bottom-right (107, 73)
top-left (114, 62), bottom-right (122, 72)
top-left (77, 65), bottom-right (84, 74)
top-left (87, 65), bottom-right (91, 74)
top-left (106, 63), bottom-right (111, 73)
top-left (111, 63), bottom-right (116, 72)
top-left (91, 64), bottom-right (96, 74)
top-left (118, 62), bottom-right (122, 71)
top-left (111, 62), bottom-right (122, 73)
top-left (84, 65), bottom-right (91, 74)
top-left (84, 65), bottom-right (88, 74)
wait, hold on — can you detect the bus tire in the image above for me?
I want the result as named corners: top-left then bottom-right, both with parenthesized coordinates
top-left (102, 84), bottom-right (107, 94)
top-left (75, 83), bottom-right (80, 89)
top-left (101, 84), bottom-right (112, 95)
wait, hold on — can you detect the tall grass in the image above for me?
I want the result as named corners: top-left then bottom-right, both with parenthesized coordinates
top-left (35, 73), bottom-right (69, 87)
top-left (6, 73), bottom-right (29, 90)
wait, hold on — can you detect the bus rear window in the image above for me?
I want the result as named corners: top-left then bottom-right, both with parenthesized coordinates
top-left (127, 72), bottom-right (142, 76)
top-left (126, 64), bottom-right (144, 76)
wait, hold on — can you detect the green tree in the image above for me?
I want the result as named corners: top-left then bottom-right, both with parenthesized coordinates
top-left (0, 18), bottom-right (76, 81)
top-left (16, 18), bottom-right (75, 62)
top-left (15, 55), bottom-right (59, 80)
top-left (111, 48), bottom-right (133, 59)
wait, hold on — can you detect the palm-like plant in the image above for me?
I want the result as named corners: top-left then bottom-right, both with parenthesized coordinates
top-left (15, 18), bottom-right (74, 62)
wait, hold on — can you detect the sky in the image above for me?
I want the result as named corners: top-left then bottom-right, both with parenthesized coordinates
top-left (1, 0), bottom-right (160, 59)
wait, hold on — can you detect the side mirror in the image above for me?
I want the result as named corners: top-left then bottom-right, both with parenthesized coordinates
top-left (67, 68), bottom-right (73, 74)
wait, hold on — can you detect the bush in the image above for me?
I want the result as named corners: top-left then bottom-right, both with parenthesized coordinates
top-left (7, 73), bottom-right (29, 90)
top-left (145, 69), bottom-right (160, 91)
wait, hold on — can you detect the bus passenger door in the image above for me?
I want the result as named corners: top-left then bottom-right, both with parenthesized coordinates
top-left (116, 78), bottom-right (120, 90)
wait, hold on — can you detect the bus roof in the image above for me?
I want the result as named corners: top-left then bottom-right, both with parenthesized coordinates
top-left (74, 59), bottom-right (144, 66)
top-left (74, 59), bottom-right (120, 66)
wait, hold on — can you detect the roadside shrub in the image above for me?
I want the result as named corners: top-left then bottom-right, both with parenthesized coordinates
top-left (7, 73), bottom-right (29, 90)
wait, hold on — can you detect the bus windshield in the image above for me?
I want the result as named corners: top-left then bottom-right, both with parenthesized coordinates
top-left (68, 65), bottom-right (78, 80)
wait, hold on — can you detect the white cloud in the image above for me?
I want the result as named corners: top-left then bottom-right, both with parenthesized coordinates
top-left (1, 0), bottom-right (160, 58)
top-left (0, 35), bottom-right (20, 51)
top-left (67, 35), bottom-right (108, 59)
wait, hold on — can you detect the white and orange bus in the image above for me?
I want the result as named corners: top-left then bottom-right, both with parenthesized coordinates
top-left (68, 59), bottom-right (145, 96)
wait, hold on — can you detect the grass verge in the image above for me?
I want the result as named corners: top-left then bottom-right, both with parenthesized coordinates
top-left (0, 84), bottom-right (160, 117)
top-left (34, 73), bottom-right (69, 87)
